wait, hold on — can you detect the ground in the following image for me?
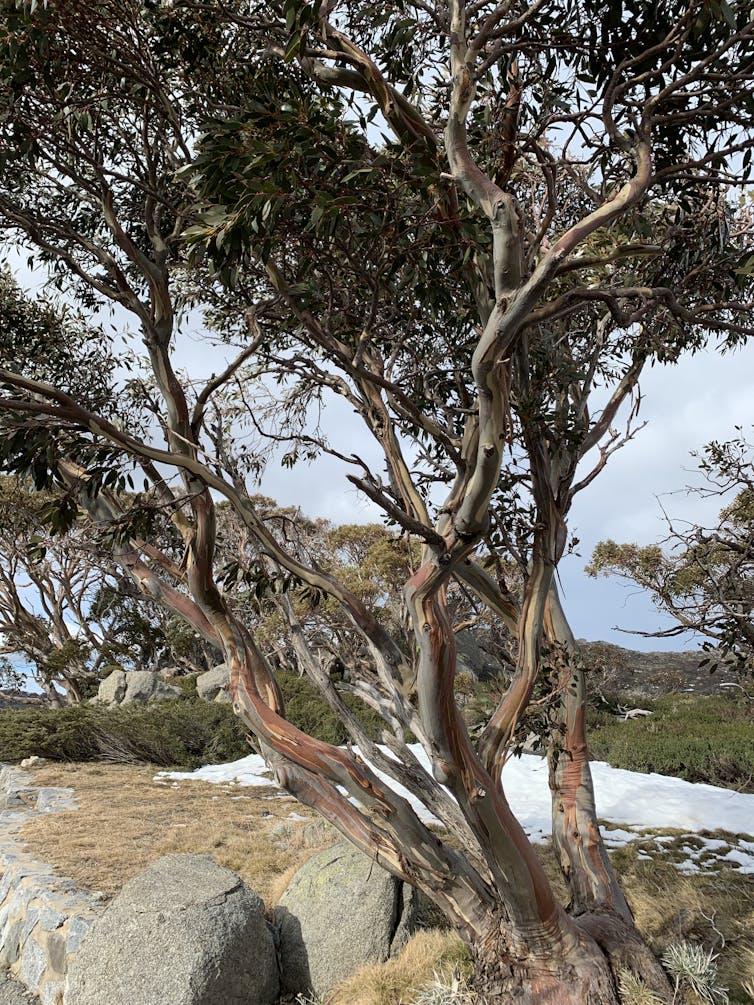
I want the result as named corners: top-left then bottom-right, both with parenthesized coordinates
top-left (20, 761), bottom-right (333, 905)
top-left (14, 757), bottom-right (754, 1003)
top-left (0, 972), bottom-right (37, 1005)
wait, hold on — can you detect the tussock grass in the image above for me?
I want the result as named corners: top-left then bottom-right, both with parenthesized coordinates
top-left (602, 842), bottom-right (754, 1004)
top-left (738, 949), bottom-right (754, 1001)
top-left (617, 969), bottom-right (665, 1005)
top-left (326, 930), bottom-right (471, 1005)
top-left (20, 761), bottom-right (336, 905)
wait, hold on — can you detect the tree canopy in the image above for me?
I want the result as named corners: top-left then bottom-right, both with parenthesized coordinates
top-left (589, 431), bottom-right (754, 687)
top-left (0, 1), bottom-right (753, 1001)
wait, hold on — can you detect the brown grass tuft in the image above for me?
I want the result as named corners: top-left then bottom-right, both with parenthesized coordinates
top-left (326, 929), bottom-right (471, 1005)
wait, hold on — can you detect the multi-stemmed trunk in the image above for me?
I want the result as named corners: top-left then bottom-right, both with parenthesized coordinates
top-left (55, 362), bottom-right (676, 1005)
top-left (543, 586), bottom-right (673, 1003)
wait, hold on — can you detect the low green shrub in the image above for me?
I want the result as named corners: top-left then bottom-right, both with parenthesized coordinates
top-left (164, 667), bottom-right (384, 745)
top-left (165, 671), bottom-right (202, 698)
top-left (0, 674), bottom-right (384, 767)
top-left (0, 700), bottom-right (249, 768)
top-left (276, 670), bottom-right (383, 745)
top-left (588, 695), bottom-right (754, 792)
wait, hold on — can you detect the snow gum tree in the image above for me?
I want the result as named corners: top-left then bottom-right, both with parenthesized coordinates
top-left (0, 1), bottom-right (753, 1000)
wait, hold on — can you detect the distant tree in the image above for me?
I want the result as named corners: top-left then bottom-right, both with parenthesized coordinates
top-left (0, 475), bottom-right (115, 704)
top-left (0, 2), bottom-right (753, 1001)
top-left (88, 580), bottom-right (216, 678)
top-left (588, 432), bottom-right (754, 687)
top-left (0, 272), bottom-right (211, 697)
top-left (0, 650), bottom-right (23, 690)
top-left (218, 498), bottom-right (511, 693)
top-left (0, 476), bottom-right (215, 701)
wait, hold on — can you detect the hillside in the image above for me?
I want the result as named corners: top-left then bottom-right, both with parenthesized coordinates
top-left (577, 641), bottom-right (737, 697)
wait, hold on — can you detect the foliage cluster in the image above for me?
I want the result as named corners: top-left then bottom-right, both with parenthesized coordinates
top-left (0, 472), bottom-right (215, 701)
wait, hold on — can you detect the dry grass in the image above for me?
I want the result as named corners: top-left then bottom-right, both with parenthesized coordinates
top-left (738, 949), bottom-right (754, 1002)
top-left (605, 842), bottom-right (754, 1004)
top-left (528, 837), bottom-right (753, 1002)
top-left (20, 761), bottom-right (336, 906)
top-left (326, 930), bottom-right (471, 1005)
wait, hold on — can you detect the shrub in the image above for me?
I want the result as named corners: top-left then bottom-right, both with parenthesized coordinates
top-left (276, 670), bottom-right (383, 745)
top-left (160, 667), bottom-right (384, 745)
top-left (0, 700), bottom-right (249, 768)
top-left (165, 671), bottom-right (202, 698)
top-left (0, 674), bottom-right (384, 767)
top-left (588, 696), bottom-right (754, 792)
top-left (97, 700), bottom-right (251, 766)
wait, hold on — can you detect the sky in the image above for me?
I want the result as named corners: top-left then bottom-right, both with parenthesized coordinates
top-left (559, 343), bottom-right (754, 647)
top-left (4, 249), bottom-right (754, 656)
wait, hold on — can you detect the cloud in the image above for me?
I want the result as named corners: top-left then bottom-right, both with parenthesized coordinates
top-left (562, 344), bottom-right (754, 648)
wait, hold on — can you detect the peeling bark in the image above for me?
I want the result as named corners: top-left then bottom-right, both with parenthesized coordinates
top-left (470, 910), bottom-right (623, 1005)
top-left (545, 585), bottom-right (632, 923)
top-left (577, 913), bottom-right (674, 1002)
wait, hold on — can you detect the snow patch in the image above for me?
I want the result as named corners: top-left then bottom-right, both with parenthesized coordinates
top-left (156, 745), bottom-right (754, 874)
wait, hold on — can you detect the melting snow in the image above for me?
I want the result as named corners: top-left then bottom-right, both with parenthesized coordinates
top-left (721, 848), bottom-right (754, 873)
top-left (156, 745), bottom-right (754, 874)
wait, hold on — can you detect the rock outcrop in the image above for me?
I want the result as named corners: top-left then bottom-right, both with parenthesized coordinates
top-left (577, 640), bottom-right (736, 696)
top-left (0, 764), bottom-right (102, 1005)
top-left (0, 690), bottom-right (45, 712)
top-left (195, 664), bottom-right (231, 704)
top-left (94, 670), bottom-right (181, 707)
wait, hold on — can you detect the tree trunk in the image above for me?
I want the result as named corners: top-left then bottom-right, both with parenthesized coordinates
top-left (545, 587), bottom-right (632, 919)
top-left (542, 588), bottom-right (675, 1003)
top-left (469, 909), bottom-right (676, 1004)
top-left (44, 680), bottom-right (65, 708)
top-left (469, 915), bottom-right (621, 1005)
top-left (577, 912), bottom-right (675, 1003)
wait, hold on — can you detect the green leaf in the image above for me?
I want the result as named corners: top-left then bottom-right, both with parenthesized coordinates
top-left (284, 0), bottom-right (297, 31)
top-left (284, 31), bottom-right (302, 62)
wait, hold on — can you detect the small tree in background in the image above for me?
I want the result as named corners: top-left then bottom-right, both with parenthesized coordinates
top-left (0, 474), bottom-right (218, 701)
top-left (0, 475), bottom-right (105, 704)
top-left (0, 1), bottom-right (753, 1000)
top-left (589, 432), bottom-right (754, 692)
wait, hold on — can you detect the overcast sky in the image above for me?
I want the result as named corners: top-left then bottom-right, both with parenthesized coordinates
top-left (5, 249), bottom-right (753, 653)
top-left (559, 344), bottom-right (753, 647)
